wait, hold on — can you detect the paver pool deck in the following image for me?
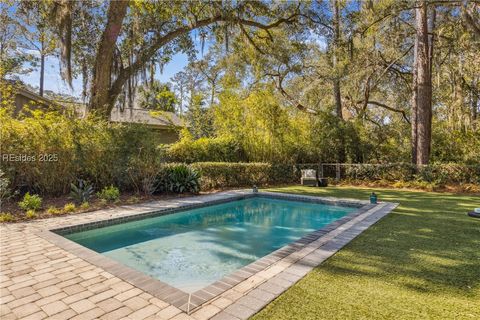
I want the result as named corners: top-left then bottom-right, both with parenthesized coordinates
top-left (0, 190), bottom-right (397, 320)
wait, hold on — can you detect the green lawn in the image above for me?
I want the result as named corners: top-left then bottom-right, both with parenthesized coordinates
top-left (253, 186), bottom-right (480, 320)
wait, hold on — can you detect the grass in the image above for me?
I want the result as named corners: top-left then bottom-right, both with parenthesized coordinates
top-left (253, 186), bottom-right (480, 320)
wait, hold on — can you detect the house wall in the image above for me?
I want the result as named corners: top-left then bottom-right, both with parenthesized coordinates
top-left (153, 128), bottom-right (180, 144)
top-left (14, 93), bottom-right (50, 115)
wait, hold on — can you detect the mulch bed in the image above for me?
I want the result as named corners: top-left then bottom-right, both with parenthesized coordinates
top-left (1, 191), bottom-right (217, 222)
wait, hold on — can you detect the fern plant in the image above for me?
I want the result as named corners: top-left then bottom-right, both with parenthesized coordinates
top-left (70, 180), bottom-right (94, 204)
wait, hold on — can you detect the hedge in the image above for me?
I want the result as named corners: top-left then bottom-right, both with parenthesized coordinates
top-left (191, 162), bottom-right (480, 191)
top-left (343, 163), bottom-right (480, 184)
top-left (1, 109), bottom-right (165, 195)
top-left (190, 162), bottom-right (298, 189)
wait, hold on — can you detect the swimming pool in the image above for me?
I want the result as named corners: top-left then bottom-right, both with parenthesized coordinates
top-left (64, 196), bottom-right (356, 293)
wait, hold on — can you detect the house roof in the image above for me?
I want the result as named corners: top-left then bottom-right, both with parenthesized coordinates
top-left (8, 85), bottom-right (185, 128)
top-left (14, 86), bottom-right (59, 106)
top-left (109, 107), bottom-right (185, 128)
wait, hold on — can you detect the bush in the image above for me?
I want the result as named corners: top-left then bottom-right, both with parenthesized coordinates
top-left (47, 206), bottom-right (61, 215)
top-left (1, 109), bottom-right (164, 195)
top-left (97, 186), bottom-right (120, 202)
top-left (80, 202), bottom-right (90, 210)
top-left (342, 163), bottom-right (480, 185)
top-left (63, 203), bottom-right (76, 213)
top-left (0, 169), bottom-right (15, 206)
top-left (126, 196), bottom-right (140, 204)
top-left (416, 163), bottom-right (480, 185)
top-left (156, 164), bottom-right (201, 193)
top-left (25, 210), bottom-right (37, 219)
top-left (70, 180), bottom-right (94, 204)
top-left (18, 192), bottom-right (42, 211)
top-left (0, 212), bottom-right (15, 222)
top-left (126, 147), bottom-right (166, 195)
top-left (344, 163), bottom-right (415, 181)
top-left (190, 162), bottom-right (297, 190)
top-left (167, 135), bottom-right (244, 163)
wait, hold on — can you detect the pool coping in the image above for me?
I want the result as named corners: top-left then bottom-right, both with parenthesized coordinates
top-left (35, 190), bottom-right (397, 315)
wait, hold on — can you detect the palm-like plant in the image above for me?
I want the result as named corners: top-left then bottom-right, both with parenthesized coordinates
top-left (70, 179), bottom-right (94, 204)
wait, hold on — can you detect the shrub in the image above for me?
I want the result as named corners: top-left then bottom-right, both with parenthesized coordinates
top-left (47, 206), bottom-right (61, 215)
top-left (342, 163), bottom-right (480, 185)
top-left (156, 164), bottom-right (201, 193)
top-left (18, 192), bottom-right (42, 211)
top-left (190, 162), bottom-right (297, 190)
top-left (80, 202), bottom-right (90, 210)
top-left (63, 203), bottom-right (76, 213)
top-left (1, 109), bottom-right (164, 195)
top-left (0, 169), bottom-right (15, 207)
top-left (126, 196), bottom-right (140, 204)
top-left (416, 163), bottom-right (480, 185)
top-left (0, 212), bottom-right (15, 222)
top-left (344, 163), bottom-right (416, 181)
top-left (70, 180), bottom-right (94, 204)
top-left (167, 135), bottom-right (244, 163)
top-left (126, 147), bottom-right (166, 195)
top-left (25, 210), bottom-right (37, 219)
top-left (97, 186), bottom-right (120, 202)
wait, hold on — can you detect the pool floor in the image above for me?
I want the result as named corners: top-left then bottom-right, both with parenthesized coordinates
top-left (65, 197), bottom-right (355, 292)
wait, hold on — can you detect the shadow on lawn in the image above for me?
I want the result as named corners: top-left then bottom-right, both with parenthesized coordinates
top-left (272, 186), bottom-right (480, 297)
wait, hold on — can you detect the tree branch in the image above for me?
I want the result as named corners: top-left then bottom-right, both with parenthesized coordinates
top-left (360, 99), bottom-right (410, 123)
top-left (462, 4), bottom-right (480, 38)
top-left (110, 12), bottom-right (300, 99)
top-left (266, 72), bottom-right (317, 114)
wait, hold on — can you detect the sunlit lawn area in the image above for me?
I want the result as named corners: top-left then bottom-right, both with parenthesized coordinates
top-left (253, 186), bottom-right (480, 320)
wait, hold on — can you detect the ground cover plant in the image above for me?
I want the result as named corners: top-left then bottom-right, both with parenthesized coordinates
top-left (253, 186), bottom-right (480, 320)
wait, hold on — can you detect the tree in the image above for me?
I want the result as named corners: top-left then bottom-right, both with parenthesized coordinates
top-left (137, 81), bottom-right (177, 112)
top-left (0, 2), bottom-right (34, 78)
top-left (331, 0), bottom-right (343, 120)
top-left (16, 1), bottom-right (56, 96)
top-left (84, 1), bottom-right (303, 118)
top-left (171, 71), bottom-right (189, 115)
top-left (89, 0), bottom-right (129, 118)
top-left (185, 93), bottom-right (214, 139)
top-left (412, 0), bottom-right (433, 165)
top-left (192, 52), bottom-right (223, 107)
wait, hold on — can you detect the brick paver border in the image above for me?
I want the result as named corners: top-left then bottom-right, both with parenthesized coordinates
top-left (34, 190), bottom-right (397, 316)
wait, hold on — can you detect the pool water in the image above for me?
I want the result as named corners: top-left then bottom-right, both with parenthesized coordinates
top-left (65, 197), bottom-right (355, 292)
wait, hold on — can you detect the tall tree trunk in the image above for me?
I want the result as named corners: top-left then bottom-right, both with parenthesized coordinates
top-left (472, 79), bottom-right (478, 128)
top-left (332, 0), bottom-right (343, 120)
top-left (88, 1), bottom-right (128, 118)
top-left (331, 0), bottom-right (346, 163)
top-left (39, 53), bottom-right (45, 97)
top-left (149, 60), bottom-right (155, 88)
top-left (414, 0), bottom-right (432, 165)
top-left (411, 33), bottom-right (418, 164)
top-left (210, 81), bottom-right (216, 107)
top-left (178, 85), bottom-right (184, 116)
